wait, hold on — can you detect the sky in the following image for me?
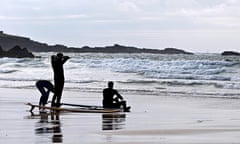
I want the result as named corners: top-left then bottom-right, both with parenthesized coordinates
top-left (1, 0), bottom-right (240, 53)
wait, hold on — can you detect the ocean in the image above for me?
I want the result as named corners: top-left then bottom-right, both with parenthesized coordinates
top-left (0, 52), bottom-right (240, 99)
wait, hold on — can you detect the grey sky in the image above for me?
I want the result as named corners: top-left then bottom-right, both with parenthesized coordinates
top-left (1, 0), bottom-right (240, 53)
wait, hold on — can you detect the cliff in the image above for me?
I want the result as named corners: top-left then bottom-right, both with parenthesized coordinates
top-left (0, 31), bottom-right (193, 55)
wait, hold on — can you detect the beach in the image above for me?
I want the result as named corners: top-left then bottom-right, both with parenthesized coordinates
top-left (1, 87), bottom-right (240, 144)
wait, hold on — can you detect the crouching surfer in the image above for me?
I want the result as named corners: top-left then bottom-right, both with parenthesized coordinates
top-left (36, 80), bottom-right (54, 108)
top-left (102, 81), bottom-right (131, 112)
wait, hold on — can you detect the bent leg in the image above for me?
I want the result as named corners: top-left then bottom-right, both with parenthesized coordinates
top-left (119, 101), bottom-right (130, 112)
top-left (36, 80), bottom-right (53, 106)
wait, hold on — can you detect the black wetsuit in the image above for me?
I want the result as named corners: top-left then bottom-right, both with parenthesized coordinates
top-left (51, 55), bottom-right (69, 107)
top-left (36, 80), bottom-right (54, 106)
top-left (102, 88), bottom-right (124, 108)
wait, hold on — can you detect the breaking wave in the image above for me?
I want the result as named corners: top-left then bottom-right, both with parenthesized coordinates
top-left (0, 52), bottom-right (240, 98)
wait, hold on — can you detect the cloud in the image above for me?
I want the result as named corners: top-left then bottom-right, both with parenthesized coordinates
top-left (1, 0), bottom-right (240, 52)
top-left (117, 1), bottom-right (140, 13)
top-left (0, 14), bottom-right (88, 22)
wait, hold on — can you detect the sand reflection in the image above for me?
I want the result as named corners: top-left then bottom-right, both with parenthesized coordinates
top-left (102, 113), bottom-right (126, 131)
top-left (33, 112), bottom-right (63, 143)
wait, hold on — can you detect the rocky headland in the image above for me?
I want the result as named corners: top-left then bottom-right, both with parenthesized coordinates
top-left (0, 31), bottom-right (194, 57)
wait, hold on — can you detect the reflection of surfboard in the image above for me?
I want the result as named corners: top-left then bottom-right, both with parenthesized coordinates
top-left (25, 103), bottom-right (121, 113)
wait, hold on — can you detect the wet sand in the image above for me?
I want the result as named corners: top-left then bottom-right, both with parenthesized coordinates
top-left (1, 88), bottom-right (240, 144)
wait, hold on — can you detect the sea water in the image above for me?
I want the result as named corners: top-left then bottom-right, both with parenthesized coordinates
top-left (0, 52), bottom-right (239, 98)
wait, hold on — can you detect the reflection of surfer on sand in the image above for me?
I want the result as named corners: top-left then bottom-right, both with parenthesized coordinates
top-left (34, 112), bottom-right (63, 143)
top-left (102, 113), bottom-right (126, 130)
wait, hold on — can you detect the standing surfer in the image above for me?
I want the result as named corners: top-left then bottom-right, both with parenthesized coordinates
top-left (51, 53), bottom-right (70, 107)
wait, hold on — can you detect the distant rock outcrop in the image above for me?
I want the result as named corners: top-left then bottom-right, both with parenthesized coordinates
top-left (0, 31), bottom-right (193, 55)
top-left (0, 45), bottom-right (34, 58)
top-left (66, 44), bottom-right (193, 54)
top-left (221, 51), bottom-right (240, 56)
top-left (159, 48), bottom-right (193, 54)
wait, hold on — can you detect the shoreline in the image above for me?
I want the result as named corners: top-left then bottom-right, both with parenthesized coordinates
top-left (1, 87), bottom-right (240, 143)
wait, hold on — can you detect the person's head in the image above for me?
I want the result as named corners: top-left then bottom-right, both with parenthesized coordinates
top-left (108, 81), bottom-right (114, 89)
top-left (57, 52), bottom-right (63, 57)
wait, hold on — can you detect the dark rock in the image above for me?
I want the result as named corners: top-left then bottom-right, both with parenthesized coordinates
top-left (0, 46), bottom-right (4, 52)
top-left (221, 51), bottom-right (240, 56)
top-left (0, 46), bottom-right (7, 57)
top-left (0, 45), bottom-right (34, 58)
top-left (161, 48), bottom-right (193, 54)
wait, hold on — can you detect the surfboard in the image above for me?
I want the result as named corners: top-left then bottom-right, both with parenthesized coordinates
top-left (60, 102), bottom-right (103, 109)
top-left (25, 103), bottom-right (121, 113)
top-left (60, 103), bottom-right (131, 112)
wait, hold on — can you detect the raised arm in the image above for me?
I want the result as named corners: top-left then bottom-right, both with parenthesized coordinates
top-left (61, 56), bottom-right (70, 64)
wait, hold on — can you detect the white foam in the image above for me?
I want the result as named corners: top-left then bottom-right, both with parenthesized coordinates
top-left (0, 53), bottom-right (240, 93)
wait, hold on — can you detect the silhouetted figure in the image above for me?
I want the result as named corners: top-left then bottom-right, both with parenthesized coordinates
top-left (51, 53), bottom-right (70, 107)
top-left (103, 81), bottom-right (130, 112)
top-left (36, 80), bottom-right (54, 107)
